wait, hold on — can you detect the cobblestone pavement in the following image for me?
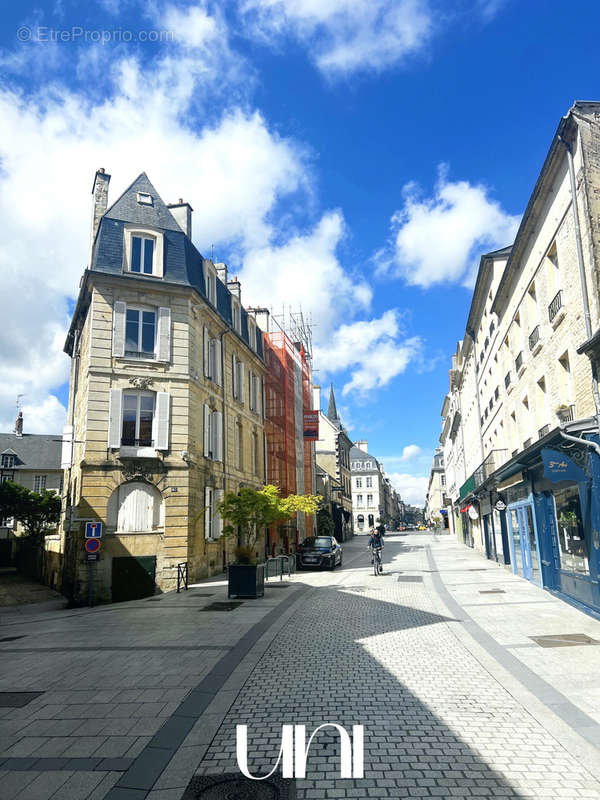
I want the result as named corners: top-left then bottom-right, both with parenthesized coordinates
top-left (1, 533), bottom-right (600, 799)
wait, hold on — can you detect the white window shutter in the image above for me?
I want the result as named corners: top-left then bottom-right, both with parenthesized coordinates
top-left (61, 425), bottom-right (73, 469)
top-left (212, 411), bottom-right (223, 462)
top-left (215, 489), bottom-right (224, 537)
top-left (155, 392), bottom-right (170, 450)
top-left (157, 307), bottom-right (171, 362)
top-left (203, 404), bottom-right (211, 457)
top-left (248, 371), bottom-right (253, 410)
top-left (108, 389), bottom-right (122, 448)
top-left (239, 362), bottom-right (245, 403)
top-left (261, 377), bottom-right (265, 419)
top-left (232, 353), bottom-right (236, 398)
top-left (214, 339), bottom-right (222, 385)
top-left (203, 327), bottom-right (210, 377)
top-left (112, 301), bottom-right (126, 357)
top-left (204, 486), bottom-right (212, 539)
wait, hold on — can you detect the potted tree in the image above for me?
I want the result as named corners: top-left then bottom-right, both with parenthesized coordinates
top-left (218, 485), bottom-right (320, 599)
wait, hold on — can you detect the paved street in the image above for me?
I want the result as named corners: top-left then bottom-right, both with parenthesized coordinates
top-left (2, 532), bottom-right (600, 799)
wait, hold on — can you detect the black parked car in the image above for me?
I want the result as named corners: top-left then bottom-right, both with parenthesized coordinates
top-left (297, 536), bottom-right (343, 570)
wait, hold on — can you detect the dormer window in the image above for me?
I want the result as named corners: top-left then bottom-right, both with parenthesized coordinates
top-left (124, 226), bottom-right (163, 278)
top-left (204, 262), bottom-right (217, 306)
top-left (137, 192), bottom-right (153, 205)
top-left (232, 299), bottom-right (241, 334)
top-left (131, 236), bottom-right (154, 274)
top-left (248, 318), bottom-right (256, 351)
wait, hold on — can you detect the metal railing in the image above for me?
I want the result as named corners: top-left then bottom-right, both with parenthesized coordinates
top-left (265, 554), bottom-right (296, 581)
top-left (523, 438), bottom-right (532, 448)
top-left (548, 290), bottom-right (563, 322)
top-left (538, 424), bottom-right (550, 439)
top-left (121, 438), bottom-right (154, 447)
top-left (176, 562), bottom-right (188, 592)
top-left (528, 326), bottom-right (541, 351)
top-left (515, 351), bottom-right (523, 372)
top-left (557, 404), bottom-right (575, 422)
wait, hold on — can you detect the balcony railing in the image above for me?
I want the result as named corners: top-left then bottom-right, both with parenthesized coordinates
top-left (548, 290), bottom-right (563, 322)
top-left (528, 326), bottom-right (541, 351)
top-left (538, 424), bottom-right (550, 439)
top-left (523, 438), bottom-right (532, 448)
top-left (515, 351), bottom-right (523, 372)
top-left (470, 449), bottom-right (510, 492)
top-left (556, 404), bottom-right (575, 422)
top-left (505, 371), bottom-right (511, 389)
top-left (120, 438), bottom-right (154, 448)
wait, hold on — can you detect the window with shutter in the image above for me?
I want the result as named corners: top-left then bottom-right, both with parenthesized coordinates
top-left (156, 307), bottom-right (171, 362)
top-left (108, 388), bottom-right (123, 448)
top-left (215, 489), bottom-right (224, 537)
top-left (238, 361), bottom-right (244, 403)
top-left (204, 486), bottom-right (213, 539)
top-left (61, 425), bottom-right (73, 469)
top-left (232, 353), bottom-right (237, 399)
top-left (112, 301), bottom-right (126, 357)
top-left (203, 327), bottom-right (210, 377)
top-left (203, 404), bottom-right (211, 457)
top-left (214, 339), bottom-right (222, 385)
top-left (211, 411), bottom-right (223, 462)
top-left (154, 392), bottom-right (170, 450)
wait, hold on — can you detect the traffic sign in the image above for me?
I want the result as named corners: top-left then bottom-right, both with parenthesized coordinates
top-left (85, 538), bottom-right (100, 553)
top-left (84, 552), bottom-right (100, 562)
top-left (85, 522), bottom-right (102, 539)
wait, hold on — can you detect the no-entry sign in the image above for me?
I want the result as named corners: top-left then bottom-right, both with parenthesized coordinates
top-left (84, 538), bottom-right (100, 554)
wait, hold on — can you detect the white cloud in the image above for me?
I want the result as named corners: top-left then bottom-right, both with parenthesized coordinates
top-left (380, 164), bottom-right (520, 288)
top-left (240, 0), bottom-right (433, 76)
top-left (313, 310), bottom-right (422, 396)
top-left (388, 472), bottom-right (428, 505)
top-left (0, 31), bottom-right (308, 432)
top-left (400, 444), bottom-right (421, 461)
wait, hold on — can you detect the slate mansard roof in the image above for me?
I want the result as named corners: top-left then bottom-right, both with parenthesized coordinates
top-left (0, 434), bottom-right (61, 471)
top-left (67, 173), bottom-right (263, 359)
top-left (350, 446), bottom-right (380, 472)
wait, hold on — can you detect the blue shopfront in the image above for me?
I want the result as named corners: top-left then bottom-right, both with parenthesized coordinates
top-left (497, 430), bottom-right (600, 617)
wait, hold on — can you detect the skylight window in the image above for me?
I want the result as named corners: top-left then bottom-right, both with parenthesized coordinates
top-left (137, 192), bottom-right (153, 205)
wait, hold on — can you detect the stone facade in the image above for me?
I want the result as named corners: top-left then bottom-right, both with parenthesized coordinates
top-left (60, 171), bottom-right (266, 604)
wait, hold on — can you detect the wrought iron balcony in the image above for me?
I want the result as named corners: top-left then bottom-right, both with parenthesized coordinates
top-left (468, 449), bottom-right (510, 493)
top-left (515, 351), bottom-right (523, 372)
top-left (556, 404), bottom-right (575, 422)
top-left (548, 290), bottom-right (563, 322)
top-left (538, 424), bottom-right (550, 439)
top-left (120, 438), bottom-right (154, 448)
top-left (523, 438), bottom-right (532, 448)
top-left (528, 326), bottom-right (541, 351)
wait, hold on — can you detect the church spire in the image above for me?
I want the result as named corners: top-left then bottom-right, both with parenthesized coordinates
top-left (327, 383), bottom-right (339, 423)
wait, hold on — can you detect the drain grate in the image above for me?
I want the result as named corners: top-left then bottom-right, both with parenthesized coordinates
top-left (0, 636), bottom-right (26, 643)
top-left (201, 602), bottom-right (243, 612)
top-left (479, 589), bottom-right (506, 594)
top-left (397, 576), bottom-right (423, 582)
top-left (183, 773), bottom-right (295, 799)
top-left (530, 633), bottom-right (600, 648)
top-left (0, 692), bottom-right (44, 708)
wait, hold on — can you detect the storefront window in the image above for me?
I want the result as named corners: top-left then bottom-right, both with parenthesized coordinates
top-left (554, 486), bottom-right (589, 575)
top-left (492, 509), bottom-right (505, 563)
top-left (510, 509), bottom-right (523, 574)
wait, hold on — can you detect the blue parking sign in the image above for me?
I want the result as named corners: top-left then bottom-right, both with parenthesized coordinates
top-left (85, 522), bottom-right (102, 539)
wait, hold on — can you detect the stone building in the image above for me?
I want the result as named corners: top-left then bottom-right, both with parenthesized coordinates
top-left (350, 441), bottom-right (384, 533)
top-left (436, 102), bottom-right (600, 617)
top-left (60, 170), bottom-right (266, 603)
top-left (314, 385), bottom-right (353, 541)
top-left (424, 447), bottom-right (446, 527)
top-left (0, 417), bottom-right (62, 575)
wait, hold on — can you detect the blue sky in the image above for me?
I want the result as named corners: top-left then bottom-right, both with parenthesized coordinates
top-left (1, 0), bottom-right (599, 504)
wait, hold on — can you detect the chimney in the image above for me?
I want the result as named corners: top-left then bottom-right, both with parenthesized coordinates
top-left (355, 440), bottom-right (368, 453)
top-left (168, 199), bottom-right (193, 238)
top-left (14, 410), bottom-right (23, 437)
top-left (227, 277), bottom-right (241, 301)
top-left (312, 385), bottom-right (321, 412)
top-left (90, 168), bottom-right (111, 262)
top-left (248, 307), bottom-right (270, 333)
top-left (214, 262), bottom-right (228, 284)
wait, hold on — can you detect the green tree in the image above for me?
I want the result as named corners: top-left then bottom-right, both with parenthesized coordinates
top-left (217, 484), bottom-right (321, 563)
top-left (316, 507), bottom-right (334, 537)
top-left (0, 480), bottom-right (61, 540)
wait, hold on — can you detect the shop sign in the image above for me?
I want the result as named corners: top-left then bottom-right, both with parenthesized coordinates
top-left (303, 411), bottom-right (319, 440)
top-left (541, 448), bottom-right (587, 484)
top-left (495, 499), bottom-right (506, 512)
top-left (468, 506), bottom-right (479, 520)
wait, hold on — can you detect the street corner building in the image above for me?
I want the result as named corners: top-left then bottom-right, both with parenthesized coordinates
top-left (59, 170), bottom-right (269, 604)
top-left (434, 101), bottom-right (600, 619)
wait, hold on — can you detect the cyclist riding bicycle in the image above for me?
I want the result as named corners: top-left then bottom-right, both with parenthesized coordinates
top-left (367, 529), bottom-right (384, 560)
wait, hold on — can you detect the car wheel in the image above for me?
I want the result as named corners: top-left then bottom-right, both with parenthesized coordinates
top-left (329, 557), bottom-right (335, 570)
top-left (339, 556), bottom-right (343, 568)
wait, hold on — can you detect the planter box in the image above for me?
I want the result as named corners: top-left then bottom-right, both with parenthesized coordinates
top-left (227, 563), bottom-right (265, 599)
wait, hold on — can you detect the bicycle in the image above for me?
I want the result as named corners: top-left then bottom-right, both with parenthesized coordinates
top-left (371, 546), bottom-right (383, 576)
